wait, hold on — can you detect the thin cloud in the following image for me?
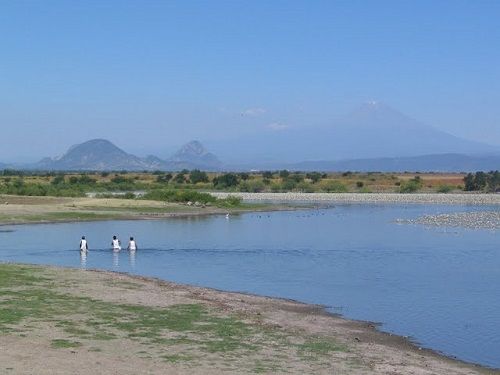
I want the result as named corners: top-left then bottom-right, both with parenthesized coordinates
top-left (241, 107), bottom-right (266, 117)
top-left (268, 122), bottom-right (288, 131)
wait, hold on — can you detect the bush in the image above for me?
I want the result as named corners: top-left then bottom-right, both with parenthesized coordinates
top-left (296, 181), bottom-right (314, 193)
top-left (306, 172), bottom-right (322, 183)
top-left (399, 178), bottom-right (422, 193)
top-left (436, 185), bottom-right (453, 193)
top-left (156, 173), bottom-right (173, 183)
top-left (189, 169), bottom-right (209, 184)
top-left (356, 181), bottom-right (364, 188)
top-left (279, 170), bottom-right (290, 179)
top-left (239, 180), bottom-right (266, 193)
top-left (213, 173), bottom-right (239, 189)
top-left (319, 180), bottom-right (348, 193)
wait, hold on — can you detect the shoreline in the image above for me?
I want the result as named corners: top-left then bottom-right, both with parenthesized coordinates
top-left (211, 192), bottom-right (500, 205)
top-left (92, 267), bottom-right (498, 372)
top-left (0, 262), bottom-right (498, 374)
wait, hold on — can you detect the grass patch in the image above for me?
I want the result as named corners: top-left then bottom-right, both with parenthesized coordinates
top-left (51, 339), bottom-right (82, 348)
top-left (297, 338), bottom-right (348, 358)
top-left (162, 353), bottom-right (195, 363)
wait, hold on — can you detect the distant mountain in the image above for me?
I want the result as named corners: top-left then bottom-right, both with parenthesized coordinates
top-left (32, 139), bottom-right (222, 171)
top-left (36, 139), bottom-right (151, 171)
top-left (282, 153), bottom-right (500, 172)
top-left (209, 102), bottom-right (500, 163)
top-left (165, 140), bottom-right (223, 171)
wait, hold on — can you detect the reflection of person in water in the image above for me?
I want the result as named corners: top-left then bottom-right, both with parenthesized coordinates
top-left (79, 236), bottom-right (88, 253)
top-left (111, 235), bottom-right (121, 251)
top-left (127, 237), bottom-right (137, 251)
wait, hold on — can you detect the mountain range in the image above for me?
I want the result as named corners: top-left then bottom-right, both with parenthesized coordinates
top-left (1, 102), bottom-right (499, 172)
top-left (34, 139), bottom-right (223, 171)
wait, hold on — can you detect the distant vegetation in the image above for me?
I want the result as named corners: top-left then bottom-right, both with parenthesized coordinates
top-left (0, 169), bottom-right (498, 200)
top-left (463, 171), bottom-right (500, 192)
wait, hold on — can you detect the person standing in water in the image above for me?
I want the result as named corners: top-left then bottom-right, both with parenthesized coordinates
top-left (111, 235), bottom-right (121, 251)
top-left (79, 236), bottom-right (88, 253)
top-left (127, 237), bottom-right (137, 251)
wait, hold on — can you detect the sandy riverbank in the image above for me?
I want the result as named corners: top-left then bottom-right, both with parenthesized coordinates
top-left (0, 263), bottom-right (497, 375)
top-left (211, 192), bottom-right (500, 205)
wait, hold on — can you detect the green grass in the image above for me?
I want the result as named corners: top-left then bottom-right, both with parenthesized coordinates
top-left (51, 339), bottom-right (82, 348)
top-left (297, 338), bottom-right (348, 359)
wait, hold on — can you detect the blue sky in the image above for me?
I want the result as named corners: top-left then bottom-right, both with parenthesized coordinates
top-left (1, 0), bottom-right (499, 161)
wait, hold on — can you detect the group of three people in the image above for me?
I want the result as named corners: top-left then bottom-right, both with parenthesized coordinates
top-left (79, 235), bottom-right (137, 252)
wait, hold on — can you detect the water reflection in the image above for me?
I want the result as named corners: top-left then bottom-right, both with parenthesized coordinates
top-left (129, 250), bottom-right (136, 269)
top-left (112, 250), bottom-right (120, 269)
top-left (79, 251), bottom-right (87, 269)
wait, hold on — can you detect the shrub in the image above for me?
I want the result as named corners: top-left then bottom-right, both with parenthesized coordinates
top-left (356, 181), bottom-right (364, 188)
top-left (437, 185), bottom-right (453, 193)
top-left (213, 173), bottom-right (239, 189)
top-left (189, 169), bottom-right (209, 184)
top-left (239, 180), bottom-right (266, 193)
top-left (296, 181), bottom-right (314, 193)
top-left (306, 172), bottom-right (322, 183)
top-left (320, 180), bottom-right (348, 193)
top-left (399, 177), bottom-right (423, 193)
top-left (279, 170), bottom-right (290, 179)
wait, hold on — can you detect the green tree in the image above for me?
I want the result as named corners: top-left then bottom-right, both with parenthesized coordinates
top-left (463, 173), bottom-right (475, 191)
top-left (173, 172), bottom-right (186, 184)
top-left (279, 170), bottom-right (290, 179)
top-left (156, 173), bottom-right (172, 183)
top-left (306, 172), bottom-right (322, 183)
top-left (213, 173), bottom-right (239, 188)
top-left (189, 169), bottom-right (209, 184)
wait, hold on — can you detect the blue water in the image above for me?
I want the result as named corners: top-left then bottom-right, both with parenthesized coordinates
top-left (0, 204), bottom-right (499, 368)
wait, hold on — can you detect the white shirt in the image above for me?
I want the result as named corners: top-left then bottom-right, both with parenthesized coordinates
top-left (128, 240), bottom-right (137, 251)
top-left (112, 239), bottom-right (121, 250)
top-left (80, 239), bottom-right (88, 251)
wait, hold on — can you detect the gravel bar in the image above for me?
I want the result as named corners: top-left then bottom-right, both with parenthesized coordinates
top-left (211, 192), bottom-right (500, 205)
top-left (397, 211), bottom-right (500, 230)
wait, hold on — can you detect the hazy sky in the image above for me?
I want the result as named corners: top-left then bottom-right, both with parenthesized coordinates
top-left (1, 0), bottom-right (500, 161)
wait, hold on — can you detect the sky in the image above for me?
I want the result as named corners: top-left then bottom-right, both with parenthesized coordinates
top-left (1, 0), bottom-right (500, 162)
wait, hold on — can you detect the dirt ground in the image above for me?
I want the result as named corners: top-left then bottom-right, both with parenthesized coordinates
top-left (0, 264), bottom-right (497, 375)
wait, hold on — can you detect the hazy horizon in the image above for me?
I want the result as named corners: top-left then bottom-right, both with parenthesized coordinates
top-left (1, 1), bottom-right (500, 162)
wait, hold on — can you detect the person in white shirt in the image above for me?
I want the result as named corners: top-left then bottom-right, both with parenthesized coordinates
top-left (127, 237), bottom-right (137, 251)
top-left (111, 235), bottom-right (121, 251)
top-left (79, 236), bottom-right (88, 253)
